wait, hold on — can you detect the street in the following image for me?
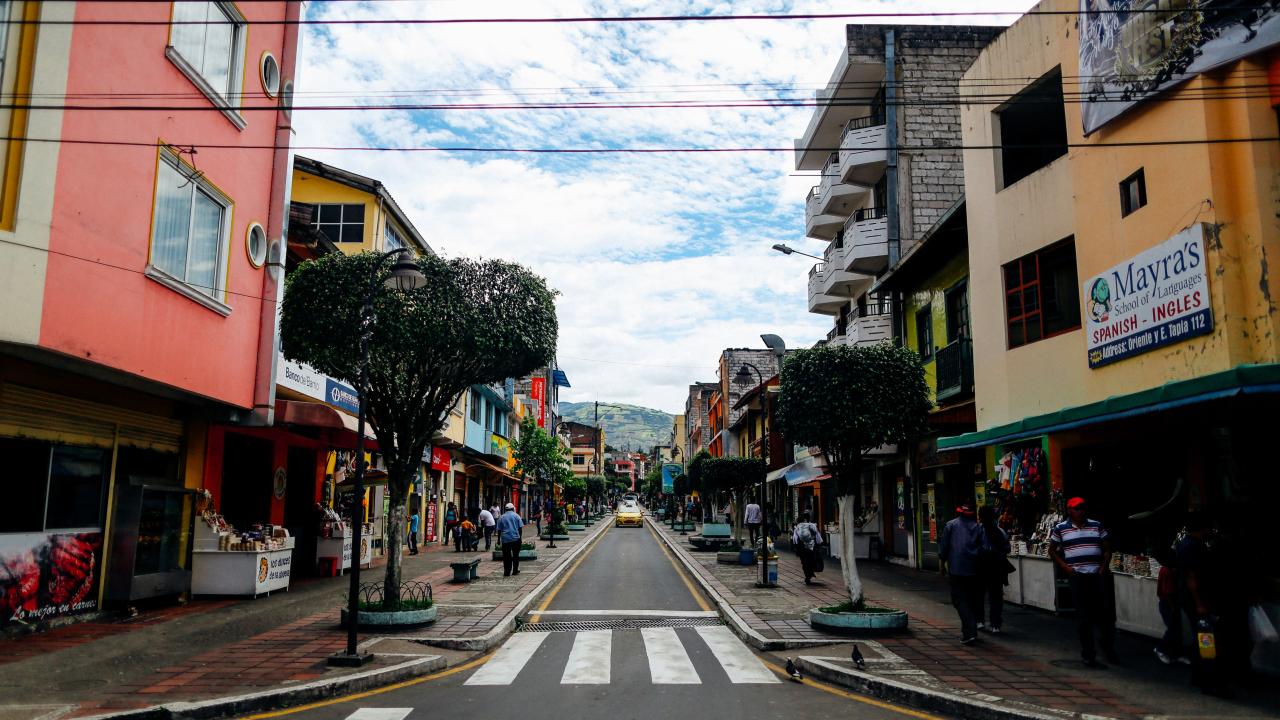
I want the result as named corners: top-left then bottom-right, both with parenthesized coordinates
top-left (264, 518), bottom-right (933, 720)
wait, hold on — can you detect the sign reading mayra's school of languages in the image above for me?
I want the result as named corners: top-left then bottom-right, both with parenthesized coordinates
top-left (1084, 224), bottom-right (1213, 368)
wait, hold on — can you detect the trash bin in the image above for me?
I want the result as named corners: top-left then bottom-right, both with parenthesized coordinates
top-left (739, 548), bottom-right (756, 565)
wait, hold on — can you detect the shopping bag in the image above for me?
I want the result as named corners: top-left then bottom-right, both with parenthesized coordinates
top-left (1248, 605), bottom-right (1279, 643)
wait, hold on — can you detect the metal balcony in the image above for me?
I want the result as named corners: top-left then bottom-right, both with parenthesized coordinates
top-left (807, 263), bottom-right (844, 315)
top-left (844, 207), bottom-right (890, 274)
top-left (840, 115), bottom-right (888, 186)
top-left (935, 338), bottom-right (974, 402)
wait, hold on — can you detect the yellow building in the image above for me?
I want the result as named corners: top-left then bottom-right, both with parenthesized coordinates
top-left (291, 156), bottom-right (431, 258)
top-left (942, 0), bottom-right (1280, 650)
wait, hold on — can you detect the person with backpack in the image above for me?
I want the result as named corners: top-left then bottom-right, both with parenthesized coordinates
top-left (977, 505), bottom-right (1012, 634)
top-left (443, 502), bottom-right (459, 548)
top-left (791, 512), bottom-right (824, 585)
top-left (940, 503), bottom-right (985, 645)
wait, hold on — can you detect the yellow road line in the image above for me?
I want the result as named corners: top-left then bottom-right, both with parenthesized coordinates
top-left (760, 658), bottom-right (941, 720)
top-left (237, 653), bottom-right (493, 719)
top-left (646, 521), bottom-right (712, 612)
top-left (530, 522), bottom-right (612, 622)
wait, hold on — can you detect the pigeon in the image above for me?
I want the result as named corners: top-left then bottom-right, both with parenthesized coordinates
top-left (784, 657), bottom-right (802, 682)
top-left (852, 643), bottom-right (866, 670)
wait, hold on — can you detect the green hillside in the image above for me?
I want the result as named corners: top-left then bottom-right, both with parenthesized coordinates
top-left (559, 401), bottom-right (673, 453)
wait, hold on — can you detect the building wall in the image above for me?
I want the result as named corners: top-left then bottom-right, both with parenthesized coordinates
top-left (291, 171), bottom-right (390, 254)
top-left (903, 252), bottom-right (970, 402)
top-left (962, 0), bottom-right (1280, 429)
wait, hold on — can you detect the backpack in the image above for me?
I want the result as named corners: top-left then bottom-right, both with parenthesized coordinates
top-left (798, 523), bottom-right (817, 551)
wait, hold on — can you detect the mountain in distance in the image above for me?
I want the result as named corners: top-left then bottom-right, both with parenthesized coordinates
top-left (559, 401), bottom-right (674, 453)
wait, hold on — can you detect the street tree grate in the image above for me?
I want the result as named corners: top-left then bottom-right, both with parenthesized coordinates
top-left (517, 618), bottom-right (722, 632)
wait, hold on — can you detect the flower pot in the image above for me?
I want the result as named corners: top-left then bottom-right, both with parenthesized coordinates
top-left (491, 550), bottom-right (539, 561)
top-left (340, 604), bottom-right (437, 629)
top-left (808, 607), bottom-right (908, 635)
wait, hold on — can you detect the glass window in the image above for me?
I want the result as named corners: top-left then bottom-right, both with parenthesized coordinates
top-left (996, 68), bottom-right (1068, 189)
top-left (170, 1), bottom-right (243, 100)
top-left (152, 151), bottom-right (230, 299)
top-left (469, 389), bottom-right (481, 423)
top-left (945, 281), bottom-right (970, 343)
top-left (384, 223), bottom-right (405, 251)
top-left (573, 455), bottom-right (585, 465)
top-left (45, 446), bottom-right (108, 529)
top-left (0, 437), bottom-right (51, 533)
top-left (1003, 240), bottom-right (1080, 348)
top-left (915, 304), bottom-right (933, 360)
top-left (313, 203), bottom-right (365, 244)
top-left (1120, 168), bottom-right (1147, 217)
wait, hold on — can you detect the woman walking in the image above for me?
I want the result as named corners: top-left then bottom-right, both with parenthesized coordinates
top-left (791, 512), bottom-right (824, 585)
top-left (443, 502), bottom-right (459, 547)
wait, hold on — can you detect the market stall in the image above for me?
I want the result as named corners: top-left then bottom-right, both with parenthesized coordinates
top-left (315, 512), bottom-right (373, 575)
top-left (191, 511), bottom-right (294, 598)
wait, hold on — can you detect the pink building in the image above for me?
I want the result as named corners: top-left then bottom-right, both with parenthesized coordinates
top-left (0, 1), bottom-right (302, 624)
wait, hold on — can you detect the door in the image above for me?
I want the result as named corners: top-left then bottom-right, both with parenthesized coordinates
top-left (221, 433), bottom-right (273, 532)
top-left (284, 446), bottom-right (318, 575)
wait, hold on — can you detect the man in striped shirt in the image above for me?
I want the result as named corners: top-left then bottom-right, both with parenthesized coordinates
top-left (1049, 497), bottom-right (1117, 667)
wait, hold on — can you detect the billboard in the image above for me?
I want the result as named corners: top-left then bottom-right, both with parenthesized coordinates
top-left (1084, 224), bottom-right (1213, 368)
top-left (1, 532), bottom-right (102, 626)
top-left (530, 377), bottom-right (546, 428)
top-left (661, 463), bottom-right (682, 493)
top-left (1079, 1), bottom-right (1280, 135)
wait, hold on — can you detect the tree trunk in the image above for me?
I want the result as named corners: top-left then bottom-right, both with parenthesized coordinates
top-left (381, 470), bottom-right (410, 609)
top-left (837, 496), bottom-right (863, 607)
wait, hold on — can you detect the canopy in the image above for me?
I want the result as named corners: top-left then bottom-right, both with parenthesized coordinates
top-left (766, 457), bottom-right (824, 487)
top-left (274, 400), bottom-right (378, 450)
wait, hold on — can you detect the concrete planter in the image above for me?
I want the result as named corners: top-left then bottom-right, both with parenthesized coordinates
top-left (808, 607), bottom-right (908, 634)
top-left (340, 604), bottom-right (437, 629)
top-left (566, 524), bottom-right (586, 531)
top-left (491, 550), bottom-right (539, 561)
top-left (540, 533), bottom-right (570, 540)
top-left (716, 551), bottom-right (740, 564)
top-left (738, 548), bottom-right (757, 565)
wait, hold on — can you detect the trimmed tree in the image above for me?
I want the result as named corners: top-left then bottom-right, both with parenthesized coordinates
top-left (510, 415), bottom-right (572, 535)
top-left (776, 343), bottom-right (930, 608)
top-left (701, 457), bottom-right (765, 544)
top-left (281, 251), bottom-right (557, 607)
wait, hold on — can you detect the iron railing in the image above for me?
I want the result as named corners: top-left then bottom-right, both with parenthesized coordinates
top-left (935, 338), bottom-right (974, 402)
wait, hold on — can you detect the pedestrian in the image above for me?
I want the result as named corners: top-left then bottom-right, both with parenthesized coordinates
top-left (459, 517), bottom-right (477, 552)
top-left (408, 509), bottom-right (420, 556)
top-left (791, 512), bottom-right (824, 584)
top-left (744, 498), bottom-right (763, 548)
top-left (1152, 534), bottom-right (1189, 666)
top-left (1049, 497), bottom-right (1117, 667)
top-left (531, 506), bottom-right (542, 536)
top-left (478, 505), bottom-right (496, 550)
top-left (443, 502), bottom-right (458, 546)
top-left (939, 503), bottom-right (985, 645)
top-left (976, 505), bottom-right (1011, 633)
top-left (496, 502), bottom-right (524, 577)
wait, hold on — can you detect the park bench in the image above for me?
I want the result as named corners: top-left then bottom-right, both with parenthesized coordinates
top-left (689, 523), bottom-right (734, 551)
top-left (449, 558), bottom-right (481, 583)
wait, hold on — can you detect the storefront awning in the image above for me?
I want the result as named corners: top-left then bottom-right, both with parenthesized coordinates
top-left (938, 363), bottom-right (1280, 451)
top-left (274, 400), bottom-right (378, 449)
top-left (466, 456), bottom-right (521, 484)
top-left (767, 457), bottom-right (824, 487)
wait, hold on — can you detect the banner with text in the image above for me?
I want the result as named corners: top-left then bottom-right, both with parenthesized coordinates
top-left (1084, 224), bottom-right (1213, 368)
top-left (530, 377), bottom-right (546, 428)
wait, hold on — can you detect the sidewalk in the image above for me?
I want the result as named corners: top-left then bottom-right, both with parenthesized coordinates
top-left (652, 519), bottom-right (1279, 720)
top-left (0, 521), bottom-right (608, 720)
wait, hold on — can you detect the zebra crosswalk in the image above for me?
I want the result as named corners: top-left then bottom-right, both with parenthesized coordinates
top-left (463, 624), bottom-right (779, 687)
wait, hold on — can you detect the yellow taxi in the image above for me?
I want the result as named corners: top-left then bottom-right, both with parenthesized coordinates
top-left (615, 502), bottom-right (643, 527)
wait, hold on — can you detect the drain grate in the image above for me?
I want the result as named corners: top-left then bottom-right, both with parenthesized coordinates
top-left (518, 617), bottom-right (722, 632)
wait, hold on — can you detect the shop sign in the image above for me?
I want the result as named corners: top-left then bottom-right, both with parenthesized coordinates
top-left (927, 484), bottom-right (937, 542)
top-left (278, 355), bottom-right (361, 414)
top-left (895, 479), bottom-right (906, 530)
top-left (341, 533), bottom-right (373, 568)
top-left (530, 377), bottom-right (546, 428)
top-left (325, 378), bottom-right (360, 414)
top-left (255, 552), bottom-right (291, 595)
top-left (426, 501), bottom-right (437, 542)
top-left (661, 463), bottom-right (681, 493)
top-left (490, 434), bottom-right (510, 457)
top-left (427, 447), bottom-right (451, 473)
top-left (0, 532), bottom-right (102, 626)
top-left (917, 438), bottom-right (959, 469)
top-left (1084, 224), bottom-right (1213, 369)
top-left (1079, 1), bottom-right (1280, 135)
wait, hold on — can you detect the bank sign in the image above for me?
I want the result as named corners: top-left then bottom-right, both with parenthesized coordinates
top-left (1084, 224), bottom-right (1213, 368)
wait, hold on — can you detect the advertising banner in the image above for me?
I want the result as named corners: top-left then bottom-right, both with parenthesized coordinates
top-left (530, 377), bottom-right (546, 428)
top-left (325, 378), bottom-right (360, 415)
top-left (661, 463), bottom-right (682, 493)
top-left (0, 532), bottom-right (102, 626)
top-left (1079, 1), bottom-right (1280, 135)
top-left (1084, 224), bottom-right (1213, 368)
top-left (428, 447), bottom-right (451, 473)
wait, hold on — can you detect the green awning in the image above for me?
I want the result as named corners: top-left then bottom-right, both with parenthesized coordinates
top-left (937, 364), bottom-right (1280, 450)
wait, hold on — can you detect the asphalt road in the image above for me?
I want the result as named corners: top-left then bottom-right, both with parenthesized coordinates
top-left (260, 515), bottom-right (936, 720)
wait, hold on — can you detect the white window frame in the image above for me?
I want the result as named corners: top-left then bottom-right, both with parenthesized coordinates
top-left (146, 147), bottom-right (234, 315)
top-left (384, 222), bottom-right (405, 251)
top-left (166, 1), bottom-right (247, 130)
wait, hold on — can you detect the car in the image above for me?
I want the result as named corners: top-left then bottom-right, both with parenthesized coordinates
top-left (622, 493), bottom-right (638, 502)
top-left (615, 504), bottom-right (643, 527)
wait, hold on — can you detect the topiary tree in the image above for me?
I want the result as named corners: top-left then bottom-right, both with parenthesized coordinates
top-left (686, 449), bottom-right (713, 520)
top-left (281, 251), bottom-right (557, 607)
top-left (585, 474), bottom-right (605, 512)
top-left (776, 343), bottom-right (930, 608)
top-left (701, 457), bottom-right (765, 544)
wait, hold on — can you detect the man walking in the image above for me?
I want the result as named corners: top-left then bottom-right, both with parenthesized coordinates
top-left (939, 503), bottom-right (984, 645)
top-left (496, 502), bottom-right (524, 577)
top-left (408, 509), bottom-right (420, 555)
top-left (1049, 497), bottom-right (1117, 667)
top-left (478, 505), bottom-right (496, 550)
top-left (744, 498), bottom-right (763, 548)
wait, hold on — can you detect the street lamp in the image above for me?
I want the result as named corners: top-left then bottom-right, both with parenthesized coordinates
top-left (771, 243), bottom-right (823, 260)
top-left (330, 248), bottom-right (426, 668)
top-left (733, 360), bottom-right (775, 588)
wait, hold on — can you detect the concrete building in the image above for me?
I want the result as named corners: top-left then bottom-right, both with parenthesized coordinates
top-left (684, 382), bottom-right (718, 456)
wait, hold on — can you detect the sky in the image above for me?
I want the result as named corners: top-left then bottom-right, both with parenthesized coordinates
top-left (294, 0), bottom-right (1035, 414)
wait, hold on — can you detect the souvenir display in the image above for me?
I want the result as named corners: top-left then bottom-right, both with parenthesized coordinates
top-left (191, 506), bottom-right (294, 597)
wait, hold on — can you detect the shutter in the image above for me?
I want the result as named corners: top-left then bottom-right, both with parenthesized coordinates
top-left (0, 384), bottom-right (183, 453)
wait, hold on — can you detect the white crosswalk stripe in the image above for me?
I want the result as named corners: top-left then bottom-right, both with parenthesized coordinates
top-left (694, 626), bottom-right (780, 684)
top-left (464, 631), bottom-right (549, 686)
top-left (641, 627), bottom-right (700, 684)
top-left (343, 710), bottom-right (413, 720)
top-left (562, 630), bottom-right (611, 684)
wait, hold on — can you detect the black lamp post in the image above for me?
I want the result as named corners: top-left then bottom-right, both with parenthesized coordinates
top-left (733, 361), bottom-right (774, 588)
top-left (330, 248), bottom-right (427, 668)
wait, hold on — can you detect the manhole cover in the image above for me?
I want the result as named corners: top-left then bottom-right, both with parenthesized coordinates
top-left (518, 618), bottom-right (722, 632)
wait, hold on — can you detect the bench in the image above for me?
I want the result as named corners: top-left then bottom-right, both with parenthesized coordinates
top-left (689, 523), bottom-right (734, 551)
top-left (449, 558), bottom-right (481, 583)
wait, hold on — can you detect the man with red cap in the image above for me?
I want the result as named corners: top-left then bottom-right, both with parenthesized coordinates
top-left (1049, 496), bottom-right (1116, 667)
top-left (939, 502), bottom-right (985, 644)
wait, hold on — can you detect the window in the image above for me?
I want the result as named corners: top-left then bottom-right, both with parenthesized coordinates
top-left (996, 68), bottom-right (1068, 189)
top-left (0, 438), bottom-right (109, 533)
top-left (1120, 168), bottom-right (1147, 217)
top-left (915, 304), bottom-right (934, 360)
top-left (945, 280), bottom-right (970, 343)
top-left (169, 2), bottom-right (245, 107)
top-left (485, 402), bottom-right (495, 432)
top-left (313, 203), bottom-right (365, 244)
top-left (470, 389), bottom-right (481, 423)
top-left (573, 455), bottom-right (586, 466)
top-left (1003, 240), bottom-right (1081, 348)
top-left (384, 223), bottom-right (405, 251)
top-left (150, 149), bottom-right (232, 308)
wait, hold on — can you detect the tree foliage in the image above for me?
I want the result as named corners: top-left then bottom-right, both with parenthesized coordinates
top-left (280, 250), bottom-right (557, 605)
top-left (511, 415), bottom-right (570, 493)
top-left (685, 449), bottom-right (713, 496)
top-left (699, 457), bottom-right (764, 496)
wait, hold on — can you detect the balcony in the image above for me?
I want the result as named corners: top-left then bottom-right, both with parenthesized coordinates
top-left (846, 300), bottom-right (894, 346)
top-left (807, 263), bottom-right (845, 315)
top-left (935, 338), bottom-right (974, 402)
top-left (844, 207), bottom-right (890, 274)
top-left (804, 153), bottom-right (871, 239)
top-left (821, 239), bottom-right (874, 298)
top-left (793, 54), bottom-right (888, 171)
top-left (839, 115), bottom-right (887, 186)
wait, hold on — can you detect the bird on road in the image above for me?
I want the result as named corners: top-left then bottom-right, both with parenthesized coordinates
top-left (785, 657), bottom-right (802, 682)
top-left (852, 643), bottom-right (866, 670)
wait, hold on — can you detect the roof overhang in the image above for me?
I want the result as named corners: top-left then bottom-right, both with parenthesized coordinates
top-left (794, 57), bottom-right (886, 171)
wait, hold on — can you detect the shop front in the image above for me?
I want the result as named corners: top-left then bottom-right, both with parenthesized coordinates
top-left (913, 439), bottom-right (986, 571)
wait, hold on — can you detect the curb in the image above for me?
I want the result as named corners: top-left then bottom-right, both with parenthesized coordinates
top-left (648, 520), bottom-right (834, 651)
top-left (75, 656), bottom-right (447, 720)
top-left (796, 657), bottom-right (1100, 720)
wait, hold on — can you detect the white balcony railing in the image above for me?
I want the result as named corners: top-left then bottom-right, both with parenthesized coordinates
top-left (844, 208), bottom-right (890, 274)
top-left (840, 120), bottom-right (887, 186)
top-left (807, 263), bottom-right (843, 315)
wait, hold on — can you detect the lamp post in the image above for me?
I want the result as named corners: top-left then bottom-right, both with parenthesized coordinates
top-left (330, 248), bottom-right (427, 668)
top-left (771, 243), bottom-right (823, 261)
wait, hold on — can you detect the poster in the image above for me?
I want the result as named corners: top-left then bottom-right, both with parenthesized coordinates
top-left (530, 377), bottom-right (546, 427)
top-left (425, 501), bottom-right (437, 543)
top-left (661, 463), bottom-right (681, 493)
top-left (927, 485), bottom-right (937, 542)
top-left (895, 478), bottom-right (906, 530)
top-left (1079, 1), bottom-right (1280, 134)
top-left (1, 532), bottom-right (102, 626)
top-left (1084, 224), bottom-right (1213, 368)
